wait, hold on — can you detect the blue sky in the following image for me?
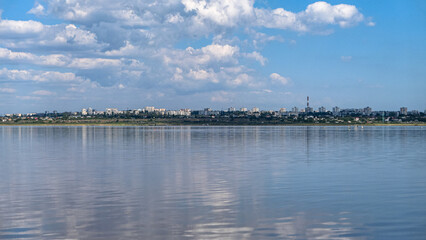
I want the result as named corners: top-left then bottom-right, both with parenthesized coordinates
top-left (0, 0), bottom-right (424, 113)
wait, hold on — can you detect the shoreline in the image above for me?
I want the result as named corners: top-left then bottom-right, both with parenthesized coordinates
top-left (1, 122), bottom-right (425, 127)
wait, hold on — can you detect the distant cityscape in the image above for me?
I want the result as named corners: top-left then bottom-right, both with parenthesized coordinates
top-left (2, 97), bottom-right (425, 125)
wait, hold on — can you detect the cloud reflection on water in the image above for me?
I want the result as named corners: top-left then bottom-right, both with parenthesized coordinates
top-left (0, 126), bottom-right (425, 239)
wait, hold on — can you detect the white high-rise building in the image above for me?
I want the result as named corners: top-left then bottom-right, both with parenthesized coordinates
top-left (106, 108), bottom-right (119, 115)
top-left (145, 106), bottom-right (155, 112)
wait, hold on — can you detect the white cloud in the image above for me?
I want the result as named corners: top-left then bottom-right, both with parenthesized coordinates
top-left (270, 73), bottom-right (289, 85)
top-left (201, 44), bottom-right (239, 61)
top-left (0, 19), bottom-right (44, 35)
top-left (0, 48), bottom-right (89, 68)
top-left (33, 71), bottom-right (85, 83)
top-left (183, 0), bottom-right (254, 27)
top-left (51, 24), bottom-right (98, 45)
top-left (256, 1), bottom-right (365, 32)
top-left (105, 41), bottom-right (138, 56)
top-left (0, 68), bottom-right (85, 83)
top-left (0, 48), bottom-right (36, 61)
top-left (244, 51), bottom-right (267, 66)
top-left (367, 21), bottom-right (376, 27)
top-left (188, 69), bottom-right (217, 82)
top-left (0, 48), bottom-right (69, 67)
top-left (0, 1), bottom-right (372, 108)
top-left (156, 43), bottom-right (264, 91)
top-left (49, 0), bottom-right (94, 21)
top-left (28, 3), bottom-right (46, 16)
top-left (0, 88), bottom-right (16, 93)
top-left (0, 68), bottom-right (33, 81)
top-left (166, 13), bottom-right (184, 24)
top-left (163, 44), bottom-right (240, 68)
top-left (68, 58), bottom-right (122, 69)
top-left (255, 8), bottom-right (306, 31)
top-left (0, 21), bottom-right (104, 51)
top-left (33, 90), bottom-right (56, 96)
top-left (39, 54), bottom-right (69, 66)
top-left (227, 73), bottom-right (255, 87)
top-left (39, 0), bottom-right (369, 47)
top-left (0, 47), bottom-right (141, 70)
top-left (301, 1), bottom-right (364, 28)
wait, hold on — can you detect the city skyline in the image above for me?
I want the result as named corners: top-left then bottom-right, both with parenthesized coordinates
top-left (1, 101), bottom-right (423, 116)
top-left (0, 0), bottom-right (425, 113)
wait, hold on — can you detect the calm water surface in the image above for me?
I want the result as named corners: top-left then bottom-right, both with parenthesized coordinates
top-left (0, 126), bottom-right (425, 239)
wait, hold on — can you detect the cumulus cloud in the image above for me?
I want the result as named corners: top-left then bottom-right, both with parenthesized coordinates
top-left (0, 48), bottom-right (69, 67)
top-left (0, 22), bottom-right (104, 51)
top-left (201, 44), bottom-right (239, 61)
top-left (227, 73), bottom-right (258, 87)
top-left (41, 0), bottom-right (369, 44)
top-left (51, 24), bottom-right (98, 46)
top-left (68, 58), bottom-right (122, 69)
top-left (0, 1), bottom-right (372, 110)
top-left (270, 73), bottom-right (289, 85)
top-left (301, 1), bottom-right (364, 28)
top-left (162, 44), bottom-right (240, 68)
top-left (28, 3), bottom-right (46, 16)
top-left (166, 13), bottom-right (184, 24)
top-left (0, 19), bottom-right (44, 35)
top-left (0, 68), bottom-right (86, 83)
top-left (0, 48), bottom-right (36, 61)
top-left (244, 51), bottom-right (267, 65)
top-left (157, 43), bottom-right (265, 91)
top-left (0, 47), bottom-right (142, 70)
top-left (255, 8), bottom-right (305, 31)
top-left (33, 71), bottom-right (86, 83)
top-left (183, 0), bottom-right (254, 27)
top-left (256, 1), bottom-right (365, 32)
top-left (188, 69), bottom-right (217, 82)
top-left (105, 41), bottom-right (140, 56)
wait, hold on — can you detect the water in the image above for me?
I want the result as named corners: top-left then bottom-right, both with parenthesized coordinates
top-left (0, 126), bottom-right (425, 239)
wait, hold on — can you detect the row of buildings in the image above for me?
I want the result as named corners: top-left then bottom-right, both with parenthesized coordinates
top-left (79, 107), bottom-right (192, 117)
top-left (1, 96), bottom-right (423, 119)
top-left (2, 106), bottom-right (423, 119)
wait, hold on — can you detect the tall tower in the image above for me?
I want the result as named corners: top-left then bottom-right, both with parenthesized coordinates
top-left (305, 96), bottom-right (313, 113)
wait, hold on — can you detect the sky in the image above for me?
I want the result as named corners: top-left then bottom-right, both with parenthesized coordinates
top-left (0, 0), bottom-right (425, 113)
